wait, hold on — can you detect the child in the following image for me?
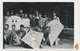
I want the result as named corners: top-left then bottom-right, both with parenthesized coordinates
top-left (17, 25), bottom-right (26, 39)
top-left (9, 25), bottom-right (21, 45)
top-left (4, 24), bottom-right (11, 44)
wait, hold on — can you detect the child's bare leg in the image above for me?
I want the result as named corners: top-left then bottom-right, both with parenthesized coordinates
top-left (55, 38), bottom-right (60, 46)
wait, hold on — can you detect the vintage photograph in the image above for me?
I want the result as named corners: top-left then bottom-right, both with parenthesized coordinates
top-left (3, 2), bottom-right (74, 49)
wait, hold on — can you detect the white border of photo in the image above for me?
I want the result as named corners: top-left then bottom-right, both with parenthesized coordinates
top-left (0, 0), bottom-right (80, 51)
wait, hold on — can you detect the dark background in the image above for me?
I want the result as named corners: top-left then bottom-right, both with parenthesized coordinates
top-left (3, 2), bottom-right (74, 28)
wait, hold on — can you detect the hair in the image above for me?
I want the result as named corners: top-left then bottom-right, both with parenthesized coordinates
top-left (12, 24), bottom-right (16, 27)
top-left (20, 24), bottom-right (24, 28)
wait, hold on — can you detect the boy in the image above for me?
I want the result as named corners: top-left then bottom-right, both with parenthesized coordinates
top-left (9, 25), bottom-right (20, 45)
top-left (17, 25), bottom-right (26, 39)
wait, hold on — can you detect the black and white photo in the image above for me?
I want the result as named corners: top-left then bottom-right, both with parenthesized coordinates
top-left (3, 2), bottom-right (74, 49)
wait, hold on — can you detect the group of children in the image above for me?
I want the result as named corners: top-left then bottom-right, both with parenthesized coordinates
top-left (4, 10), bottom-right (60, 48)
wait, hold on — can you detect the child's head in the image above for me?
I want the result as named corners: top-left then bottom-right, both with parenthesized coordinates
top-left (39, 13), bottom-right (42, 18)
top-left (4, 24), bottom-right (9, 29)
top-left (25, 14), bottom-right (28, 18)
top-left (53, 11), bottom-right (56, 17)
top-left (44, 13), bottom-right (47, 18)
top-left (20, 25), bottom-right (24, 30)
top-left (35, 11), bottom-right (39, 16)
top-left (6, 11), bottom-right (9, 16)
top-left (20, 10), bottom-right (23, 14)
top-left (12, 24), bottom-right (16, 30)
